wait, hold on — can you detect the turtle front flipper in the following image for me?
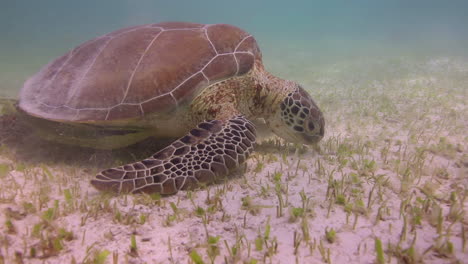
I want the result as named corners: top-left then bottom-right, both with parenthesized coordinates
top-left (91, 116), bottom-right (256, 194)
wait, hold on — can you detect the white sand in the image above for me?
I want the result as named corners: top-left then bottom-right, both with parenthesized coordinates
top-left (0, 56), bottom-right (466, 263)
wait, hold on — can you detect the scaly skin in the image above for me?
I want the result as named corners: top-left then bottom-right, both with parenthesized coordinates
top-left (187, 62), bottom-right (324, 144)
top-left (91, 62), bottom-right (324, 194)
top-left (187, 62), bottom-right (296, 124)
top-left (91, 116), bottom-right (256, 194)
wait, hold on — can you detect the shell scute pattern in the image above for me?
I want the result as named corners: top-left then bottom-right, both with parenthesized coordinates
top-left (91, 116), bottom-right (256, 194)
top-left (19, 22), bottom-right (260, 123)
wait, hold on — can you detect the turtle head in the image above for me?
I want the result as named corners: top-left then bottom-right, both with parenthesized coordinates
top-left (267, 85), bottom-right (324, 145)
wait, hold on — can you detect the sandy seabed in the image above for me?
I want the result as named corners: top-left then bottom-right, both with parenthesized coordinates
top-left (0, 56), bottom-right (467, 264)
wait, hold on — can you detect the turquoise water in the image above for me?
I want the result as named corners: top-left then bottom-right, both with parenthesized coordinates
top-left (1, 0), bottom-right (468, 97)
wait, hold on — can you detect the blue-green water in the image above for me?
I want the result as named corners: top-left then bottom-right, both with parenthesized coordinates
top-left (1, 0), bottom-right (468, 97)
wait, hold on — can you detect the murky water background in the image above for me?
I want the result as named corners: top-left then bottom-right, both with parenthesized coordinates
top-left (1, 0), bottom-right (468, 97)
top-left (0, 2), bottom-right (467, 263)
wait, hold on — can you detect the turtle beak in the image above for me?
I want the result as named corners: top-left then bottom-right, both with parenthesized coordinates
top-left (301, 132), bottom-right (323, 145)
top-left (268, 116), bottom-right (324, 146)
top-left (269, 124), bottom-right (305, 145)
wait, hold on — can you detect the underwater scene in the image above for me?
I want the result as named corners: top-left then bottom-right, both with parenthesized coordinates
top-left (0, 0), bottom-right (467, 263)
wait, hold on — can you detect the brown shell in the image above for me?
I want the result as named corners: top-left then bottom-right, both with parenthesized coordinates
top-left (19, 22), bottom-right (262, 122)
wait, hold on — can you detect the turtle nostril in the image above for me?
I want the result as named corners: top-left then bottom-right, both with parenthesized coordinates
top-left (307, 121), bottom-right (315, 131)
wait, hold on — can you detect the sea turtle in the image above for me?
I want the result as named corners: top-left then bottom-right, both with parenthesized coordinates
top-left (18, 22), bottom-right (325, 194)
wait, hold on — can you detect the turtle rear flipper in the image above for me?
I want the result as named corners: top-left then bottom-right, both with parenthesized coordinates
top-left (91, 116), bottom-right (256, 194)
